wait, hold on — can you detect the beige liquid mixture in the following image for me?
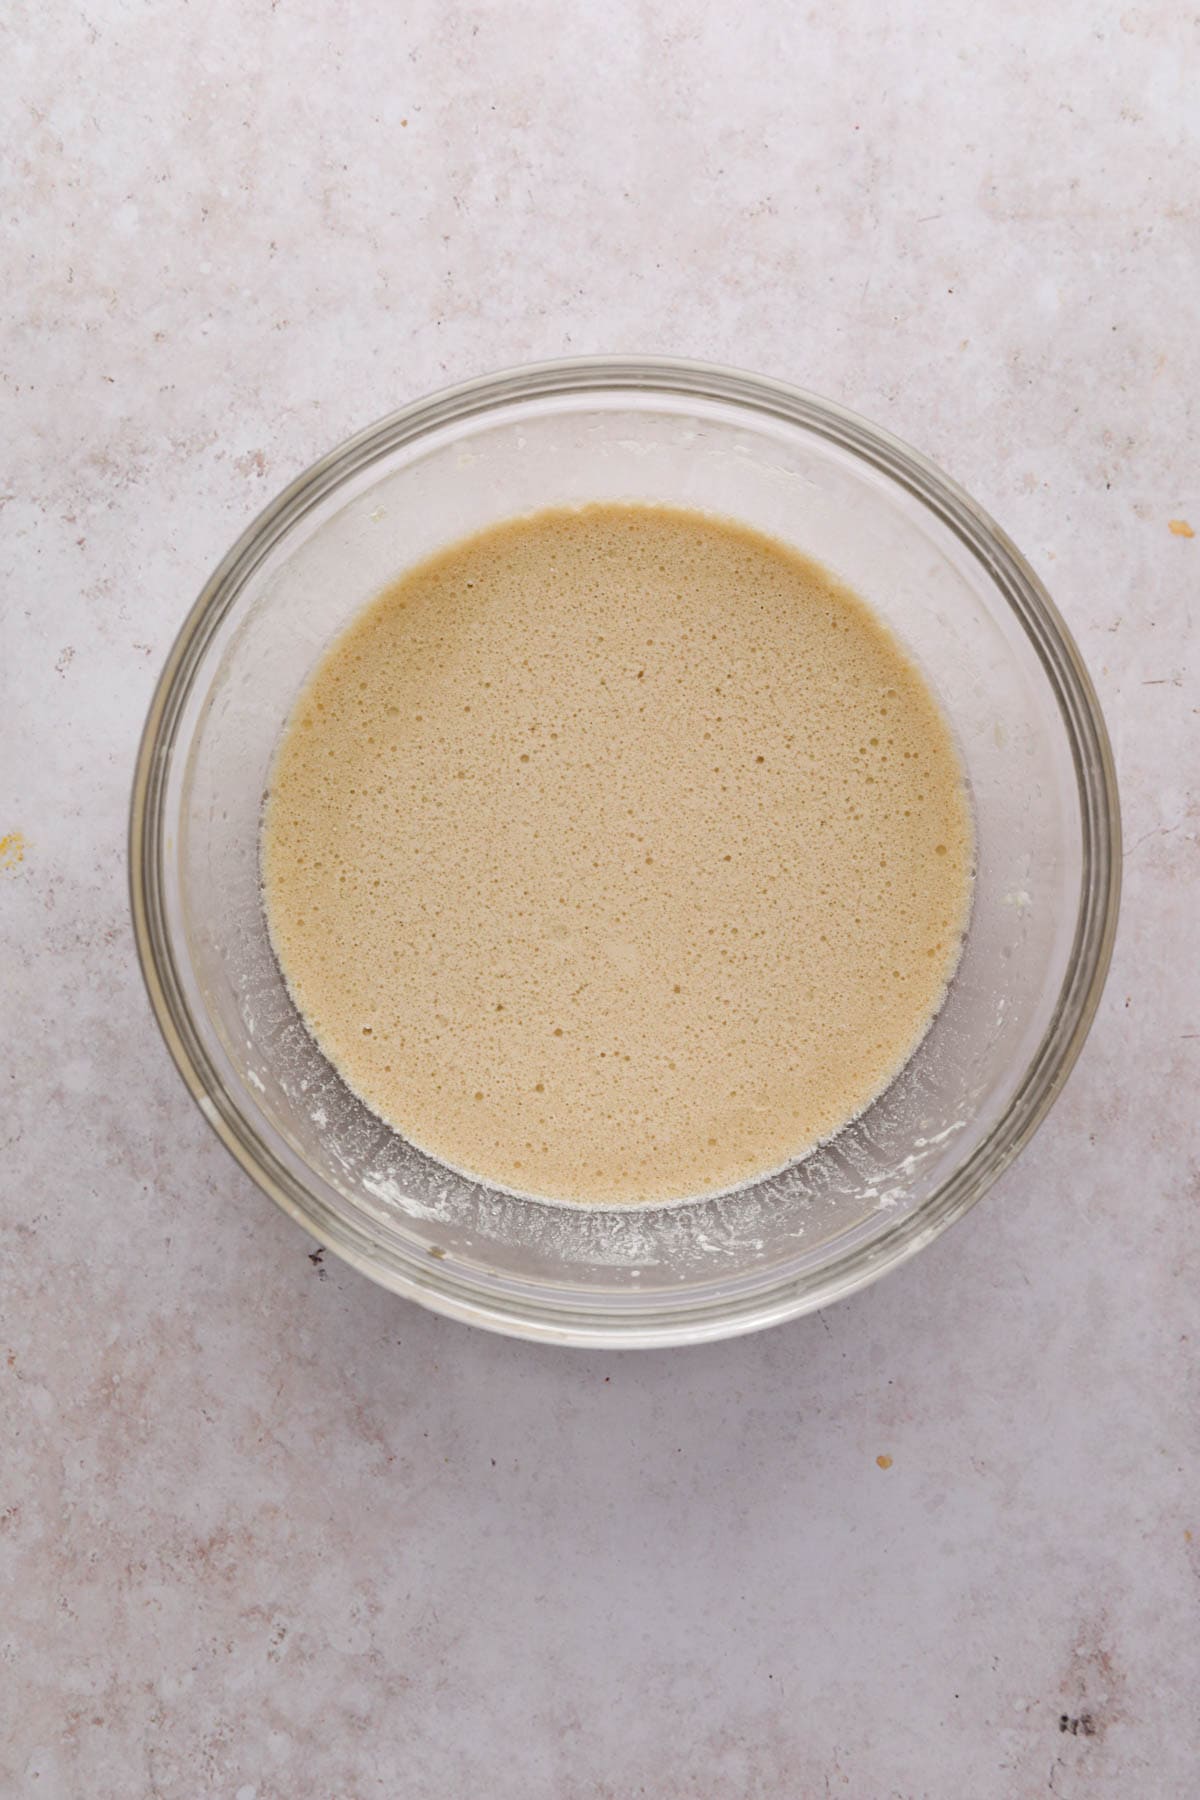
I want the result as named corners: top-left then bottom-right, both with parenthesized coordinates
top-left (262, 504), bottom-right (972, 1206)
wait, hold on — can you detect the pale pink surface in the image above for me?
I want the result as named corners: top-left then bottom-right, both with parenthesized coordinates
top-left (2, 2), bottom-right (1196, 1795)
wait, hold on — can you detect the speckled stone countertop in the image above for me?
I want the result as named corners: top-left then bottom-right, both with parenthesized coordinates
top-left (3, 3), bottom-right (1197, 1795)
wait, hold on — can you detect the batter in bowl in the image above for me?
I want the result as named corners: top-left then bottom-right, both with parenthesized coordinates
top-left (262, 503), bottom-right (973, 1205)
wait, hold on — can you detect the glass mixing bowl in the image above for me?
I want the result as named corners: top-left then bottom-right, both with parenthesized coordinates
top-left (130, 358), bottom-right (1120, 1346)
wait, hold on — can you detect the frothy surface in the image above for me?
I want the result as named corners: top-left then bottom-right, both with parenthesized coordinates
top-left (262, 504), bottom-right (973, 1206)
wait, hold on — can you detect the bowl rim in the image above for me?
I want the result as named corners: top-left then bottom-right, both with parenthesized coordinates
top-left (129, 354), bottom-right (1121, 1347)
